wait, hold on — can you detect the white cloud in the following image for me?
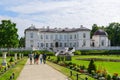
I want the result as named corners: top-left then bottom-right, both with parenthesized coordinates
top-left (0, 0), bottom-right (120, 37)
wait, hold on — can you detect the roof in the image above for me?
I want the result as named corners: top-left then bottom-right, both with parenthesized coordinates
top-left (94, 29), bottom-right (108, 36)
top-left (24, 25), bottom-right (91, 33)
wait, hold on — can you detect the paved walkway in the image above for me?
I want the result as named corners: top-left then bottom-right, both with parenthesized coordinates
top-left (17, 59), bottom-right (69, 80)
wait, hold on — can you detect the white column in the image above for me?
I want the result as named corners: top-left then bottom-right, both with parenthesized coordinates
top-left (2, 52), bottom-right (7, 66)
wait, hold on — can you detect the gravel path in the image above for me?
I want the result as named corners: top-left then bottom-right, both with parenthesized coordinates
top-left (17, 59), bottom-right (69, 80)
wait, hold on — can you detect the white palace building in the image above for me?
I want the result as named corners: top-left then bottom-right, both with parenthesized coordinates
top-left (24, 25), bottom-right (110, 50)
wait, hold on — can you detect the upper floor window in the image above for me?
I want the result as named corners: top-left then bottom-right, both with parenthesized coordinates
top-left (70, 35), bottom-right (72, 39)
top-left (60, 35), bottom-right (63, 40)
top-left (46, 35), bottom-right (48, 39)
top-left (50, 35), bottom-right (53, 40)
top-left (64, 35), bottom-right (67, 40)
top-left (83, 33), bottom-right (86, 38)
top-left (74, 34), bottom-right (76, 39)
top-left (40, 35), bottom-right (43, 39)
top-left (55, 34), bottom-right (58, 40)
top-left (30, 33), bottom-right (33, 38)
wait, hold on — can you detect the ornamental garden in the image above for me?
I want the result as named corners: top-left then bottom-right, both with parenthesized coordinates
top-left (0, 50), bottom-right (120, 80)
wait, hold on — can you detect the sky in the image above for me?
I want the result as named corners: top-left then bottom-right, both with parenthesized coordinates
top-left (0, 0), bottom-right (120, 37)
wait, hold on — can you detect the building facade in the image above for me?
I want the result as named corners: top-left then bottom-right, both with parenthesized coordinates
top-left (24, 25), bottom-right (91, 50)
top-left (91, 29), bottom-right (110, 47)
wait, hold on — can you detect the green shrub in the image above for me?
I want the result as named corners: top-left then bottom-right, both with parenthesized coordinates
top-left (88, 59), bottom-right (96, 74)
top-left (74, 50), bottom-right (81, 55)
top-left (9, 57), bottom-right (14, 62)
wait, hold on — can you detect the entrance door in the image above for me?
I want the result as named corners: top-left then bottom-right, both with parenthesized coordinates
top-left (55, 42), bottom-right (58, 47)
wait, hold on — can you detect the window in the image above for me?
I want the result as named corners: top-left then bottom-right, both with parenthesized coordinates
top-left (31, 45), bottom-right (33, 48)
top-left (37, 43), bottom-right (39, 48)
top-left (70, 43), bottom-right (72, 47)
top-left (60, 35), bottom-right (63, 40)
top-left (41, 43), bottom-right (44, 47)
top-left (30, 33), bottom-right (33, 38)
top-left (64, 43), bottom-right (67, 47)
top-left (83, 40), bottom-right (86, 47)
top-left (46, 35), bottom-right (48, 39)
top-left (70, 35), bottom-right (72, 39)
top-left (50, 35), bottom-right (53, 40)
top-left (40, 35), bottom-right (43, 39)
top-left (73, 42), bottom-right (76, 47)
top-left (83, 33), bottom-right (86, 38)
top-left (60, 43), bottom-right (62, 47)
top-left (55, 34), bottom-right (58, 40)
top-left (46, 43), bottom-right (48, 47)
top-left (74, 34), bottom-right (76, 39)
top-left (101, 40), bottom-right (104, 46)
top-left (50, 43), bottom-right (53, 47)
top-left (64, 35), bottom-right (67, 40)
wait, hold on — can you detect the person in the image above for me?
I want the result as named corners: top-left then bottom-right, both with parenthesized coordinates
top-left (43, 53), bottom-right (47, 64)
top-left (35, 53), bottom-right (39, 64)
top-left (33, 53), bottom-right (36, 64)
top-left (29, 53), bottom-right (33, 65)
top-left (39, 54), bottom-right (43, 64)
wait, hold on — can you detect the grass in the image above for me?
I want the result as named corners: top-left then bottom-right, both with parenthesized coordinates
top-left (0, 57), bottom-right (27, 80)
top-left (72, 55), bottom-right (120, 75)
top-left (47, 61), bottom-right (94, 80)
top-left (50, 55), bottom-right (120, 76)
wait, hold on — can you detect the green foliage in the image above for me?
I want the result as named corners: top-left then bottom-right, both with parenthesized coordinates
top-left (106, 22), bottom-right (120, 46)
top-left (9, 57), bottom-right (14, 62)
top-left (88, 59), bottom-right (96, 74)
top-left (90, 24), bottom-right (99, 38)
top-left (19, 37), bottom-right (25, 47)
top-left (107, 74), bottom-right (111, 80)
top-left (0, 20), bottom-right (19, 48)
top-left (74, 50), bottom-right (81, 55)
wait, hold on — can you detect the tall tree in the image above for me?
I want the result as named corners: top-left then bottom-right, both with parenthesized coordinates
top-left (19, 37), bottom-right (25, 47)
top-left (0, 20), bottom-right (19, 48)
top-left (106, 22), bottom-right (120, 46)
top-left (90, 24), bottom-right (99, 38)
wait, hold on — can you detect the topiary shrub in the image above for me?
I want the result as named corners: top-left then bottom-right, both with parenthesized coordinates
top-left (88, 59), bottom-right (96, 74)
top-left (9, 57), bottom-right (14, 63)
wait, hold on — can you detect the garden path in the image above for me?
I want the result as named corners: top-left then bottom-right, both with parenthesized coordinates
top-left (17, 59), bottom-right (69, 80)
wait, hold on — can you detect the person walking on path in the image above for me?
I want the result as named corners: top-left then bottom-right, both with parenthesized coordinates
top-left (29, 53), bottom-right (33, 65)
top-left (33, 53), bottom-right (36, 64)
top-left (43, 53), bottom-right (47, 64)
top-left (39, 54), bottom-right (43, 64)
top-left (35, 53), bottom-right (39, 64)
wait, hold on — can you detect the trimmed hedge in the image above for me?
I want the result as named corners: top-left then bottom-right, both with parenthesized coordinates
top-left (80, 50), bottom-right (120, 55)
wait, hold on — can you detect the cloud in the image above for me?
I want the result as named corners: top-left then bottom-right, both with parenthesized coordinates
top-left (7, 0), bottom-right (80, 14)
top-left (0, 0), bottom-right (120, 37)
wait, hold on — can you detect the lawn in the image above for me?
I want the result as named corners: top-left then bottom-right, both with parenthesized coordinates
top-left (50, 55), bottom-right (120, 76)
top-left (72, 55), bottom-right (120, 75)
top-left (0, 57), bottom-right (27, 80)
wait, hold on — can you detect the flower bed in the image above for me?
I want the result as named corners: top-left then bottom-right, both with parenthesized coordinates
top-left (48, 58), bottom-right (120, 80)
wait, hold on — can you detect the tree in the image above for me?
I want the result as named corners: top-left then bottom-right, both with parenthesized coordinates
top-left (90, 24), bottom-right (99, 38)
top-left (88, 59), bottom-right (96, 74)
top-left (105, 22), bottom-right (120, 46)
top-left (19, 37), bottom-right (25, 47)
top-left (0, 20), bottom-right (19, 48)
